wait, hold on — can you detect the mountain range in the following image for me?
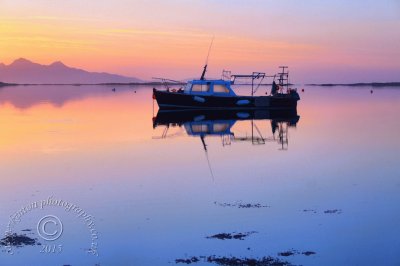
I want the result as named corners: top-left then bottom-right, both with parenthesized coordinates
top-left (0, 58), bottom-right (141, 84)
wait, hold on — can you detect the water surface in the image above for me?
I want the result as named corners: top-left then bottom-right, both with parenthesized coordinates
top-left (0, 84), bottom-right (399, 266)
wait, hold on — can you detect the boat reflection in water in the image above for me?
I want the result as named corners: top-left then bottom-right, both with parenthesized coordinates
top-left (153, 109), bottom-right (300, 151)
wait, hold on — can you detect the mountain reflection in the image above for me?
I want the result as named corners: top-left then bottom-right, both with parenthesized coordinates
top-left (0, 85), bottom-right (133, 109)
top-left (153, 109), bottom-right (300, 150)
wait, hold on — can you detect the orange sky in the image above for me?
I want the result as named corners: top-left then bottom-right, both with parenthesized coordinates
top-left (1, 0), bottom-right (399, 82)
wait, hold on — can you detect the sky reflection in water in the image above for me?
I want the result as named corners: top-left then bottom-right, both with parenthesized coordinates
top-left (0, 85), bottom-right (399, 266)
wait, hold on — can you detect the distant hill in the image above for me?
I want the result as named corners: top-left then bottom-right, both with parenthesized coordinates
top-left (0, 58), bottom-right (141, 84)
top-left (0, 82), bottom-right (9, 86)
top-left (307, 82), bottom-right (400, 87)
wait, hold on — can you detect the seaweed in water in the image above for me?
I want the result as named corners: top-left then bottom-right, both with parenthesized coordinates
top-left (175, 257), bottom-right (200, 264)
top-left (324, 209), bottom-right (342, 214)
top-left (207, 256), bottom-right (291, 266)
top-left (176, 255), bottom-right (291, 265)
top-left (214, 201), bottom-right (270, 209)
top-left (302, 251), bottom-right (316, 256)
top-left (0, 233), bottom-right (40, 247)
top-left (278, 250), bottom-right (297, 257)
top-left (302, 209), bottom-right (317, 214)
top-left (278, 249), bottom-right (316, 257)
top-left (206, 231), bottom-right (257, 240)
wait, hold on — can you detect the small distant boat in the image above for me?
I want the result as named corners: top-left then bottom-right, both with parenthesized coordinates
top-left (153, 66), bottom-right (300, 110)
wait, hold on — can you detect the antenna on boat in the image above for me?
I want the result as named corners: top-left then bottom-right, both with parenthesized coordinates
top-left (200, 36), bottom-right (214, 80)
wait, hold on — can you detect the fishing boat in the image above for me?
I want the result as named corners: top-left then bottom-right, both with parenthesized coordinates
top-left (153, 65), bottom-right (300, 110)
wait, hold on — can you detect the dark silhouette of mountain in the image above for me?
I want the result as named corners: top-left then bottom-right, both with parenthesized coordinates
top-left (307, 82), bottom-right (400, 87)
top-left (0, 82), bottom-right (14, 87)
top-left (0, 58), bottom-right (141, 84)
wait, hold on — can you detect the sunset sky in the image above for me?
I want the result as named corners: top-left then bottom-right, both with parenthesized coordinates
top-left (0, 0), bottom-right (399, 83)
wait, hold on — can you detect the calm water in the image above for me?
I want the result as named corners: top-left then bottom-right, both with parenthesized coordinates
top-left (0, 84), bottom-right (399, 266)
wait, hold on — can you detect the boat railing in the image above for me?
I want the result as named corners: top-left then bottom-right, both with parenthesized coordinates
top-left (221, 70), bottom-right (232, 81)
top-left (229, 67), bottom-right (296, 96)
top-left (231, 72), bottom-right (270, 96)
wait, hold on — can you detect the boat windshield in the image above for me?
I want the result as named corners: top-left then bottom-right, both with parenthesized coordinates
top-left (213, 84), bottom-right (230, 93)
top-left (185, 80), bottom-right (236, 96)
top-left (192, 83), bottom-right (210, 92)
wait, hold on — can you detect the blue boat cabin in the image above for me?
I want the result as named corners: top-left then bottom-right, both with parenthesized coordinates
top-left (184, 80), bottom-right (237, 97)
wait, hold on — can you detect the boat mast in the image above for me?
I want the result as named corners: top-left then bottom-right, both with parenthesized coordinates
top-left (200, 36), bottom-right (214, 80)
top-left (278, 66), bottom-right (289, 93)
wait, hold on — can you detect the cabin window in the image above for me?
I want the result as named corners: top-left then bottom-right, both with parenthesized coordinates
top-left (192, 124), bottom-right (209, 133)
top-left (213, 84), bottom-right (230, 93)
top-left (192, 84), bottom-right (210, 92)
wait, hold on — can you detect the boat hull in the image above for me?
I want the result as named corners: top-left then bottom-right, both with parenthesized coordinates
top-left (153, 90), bottom-right (299, 110)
